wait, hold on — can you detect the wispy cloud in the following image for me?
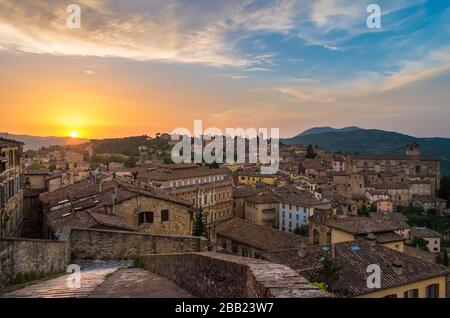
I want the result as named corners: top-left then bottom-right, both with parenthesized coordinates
top-left (0, 0), bottom-right (431, 68)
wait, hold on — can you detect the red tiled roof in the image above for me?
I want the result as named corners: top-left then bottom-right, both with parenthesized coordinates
top-left (327, 217), bottom-right (403, 235)
top-left (216, 217), bottom-right (308, 251)
top-left (262, 241), bottom-right (448, 297)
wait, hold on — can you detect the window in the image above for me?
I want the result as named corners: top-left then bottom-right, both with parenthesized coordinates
top-left (313, 229), bottom-right (320, 245)
top-left (383, 294), bottom-right (398, 298)
top-left (161, 210), bottom-right (169, 222)
top-left (138, 212), bottom-right (153, 224)
top-left (404, 289), bottom-right (419, 298)
top-left (425, 284), bottom-right (439, 298)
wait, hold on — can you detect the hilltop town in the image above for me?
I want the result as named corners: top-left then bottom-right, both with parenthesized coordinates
top-left (1, 134), bottom-right (450, 298)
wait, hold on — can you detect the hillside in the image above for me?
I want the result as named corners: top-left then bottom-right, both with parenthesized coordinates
top-left (299, 126), bottom-right (362, 136)
top-left (282, 129), bottom-right (450, 176)
top-left (0, 132), bottom-right (88, 151)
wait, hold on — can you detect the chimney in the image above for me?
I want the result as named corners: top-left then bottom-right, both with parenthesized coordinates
top-left (97, 180), bottom-right (103, 193)
top-left (392, 258), bottom-right (403, 275)
top-left (298, 242), bottom-right (307, 257)
top-left (367, 232), bottom-right (377, 246)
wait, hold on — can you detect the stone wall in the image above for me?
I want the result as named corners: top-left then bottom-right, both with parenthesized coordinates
top-left (112, 195), bottom-right (194, 236)
top-left (67, 227), bottom-right (208, 260)
top-left (140, 252), bottom-right (330, 298)
top-left (0, 237), bottom-right (69, 288)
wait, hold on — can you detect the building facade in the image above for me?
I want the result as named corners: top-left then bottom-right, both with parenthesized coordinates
top-left (0, 138), bottom-right (24, 237)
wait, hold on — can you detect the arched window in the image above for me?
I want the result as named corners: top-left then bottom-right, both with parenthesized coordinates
top-left (425, 284), bottom-right (440, 298)
top-left (404, 289), bottom-right (419, 298)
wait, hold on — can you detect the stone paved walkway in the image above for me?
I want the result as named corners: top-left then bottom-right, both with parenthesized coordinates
top-left (1, 260), bottom-right (132, 298)
top-left (89, 268), bottom-right (193, 298)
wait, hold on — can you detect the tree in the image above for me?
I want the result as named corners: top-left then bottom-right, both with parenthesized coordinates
top-left (124, 156), bottom-right (137, 168)
top-left (358, 205), bottom-right (369, 216)
top-left (162, 153), bottom-right (174, 164)
top-left (370, 203), bottom-right (377, 212)
top-left (438, 176), bottom-right (450, 207)
top-left (29, 162), bottom-right (42, 170)
top-left (294, 224), bottom-right (309, 236)
top-left (312, 252), bottom-right (341, 292)
top-left (305, 144), bottom-right (316, 159)
top-left (442, 248), bottom-right (449, 267)
top-left (192, 209), bottom-right (206, 237)
top-left (411, 237), bottom-right (429, 251)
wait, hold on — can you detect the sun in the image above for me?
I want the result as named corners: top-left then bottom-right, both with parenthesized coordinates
top-left (70, 131), bottom-right (79, 139)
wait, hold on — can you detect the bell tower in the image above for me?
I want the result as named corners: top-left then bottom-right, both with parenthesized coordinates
top-left (406, 142), bottom-right (420, 156)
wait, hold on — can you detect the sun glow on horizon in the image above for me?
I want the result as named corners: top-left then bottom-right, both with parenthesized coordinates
top-left (70, 131), bottom-right (78, 139)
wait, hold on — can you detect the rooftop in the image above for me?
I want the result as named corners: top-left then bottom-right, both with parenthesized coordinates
top-left (326, 217), bottom-right (404, 235)
top-left (0, 137), bottom-right (24, 148)
top-left (411, 195), bottom-right (447, 203)
top-left (411, 227), bottom-right (442, 239)
top-left (369, 212), bottom-right (410, 229)
top-left (134, 165), bottom-right (227, 181)
top-left (216, 217), bottom-right (308, 252)
top-left (232, 185), bottom-right (270, 198)
top-left (262, 240), bottom-right (448, 297)
top-left (350, 154), bottom-right (439, 161)
top-left (245, 192), bottom-right (279, 204)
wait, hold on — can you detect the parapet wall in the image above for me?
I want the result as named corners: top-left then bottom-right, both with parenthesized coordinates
top-left (0, 227), bottom-right (207, 289)
top-left (66, 228), bottom-right (208, 260)
top-left (0, 237), bottom-right (69, 288)
top-left (140, 252), bottom-right (330, 298)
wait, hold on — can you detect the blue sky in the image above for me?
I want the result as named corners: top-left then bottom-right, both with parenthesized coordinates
top-left (0, 0), bottom-right (449, 138)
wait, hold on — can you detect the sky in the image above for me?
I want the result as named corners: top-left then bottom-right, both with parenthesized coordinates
top-left (0, 0), bottom-right (449, 139)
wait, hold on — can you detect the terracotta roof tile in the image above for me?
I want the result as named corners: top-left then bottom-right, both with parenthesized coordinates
top-left (216, 217), bottom-right (308, 251)
top-left (262, 241), bottom-right (448, 297)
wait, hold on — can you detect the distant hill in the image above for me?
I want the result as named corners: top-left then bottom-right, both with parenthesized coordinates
top-left (0, 132), bottom-right (88, 151)
top-left (299, 126), bottom-right (362, 136)
top-left (282, 128), bottom-right (450, 176)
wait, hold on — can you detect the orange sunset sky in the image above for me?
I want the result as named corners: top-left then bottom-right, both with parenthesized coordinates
top-left (1, 1), bottom-right (450, 139)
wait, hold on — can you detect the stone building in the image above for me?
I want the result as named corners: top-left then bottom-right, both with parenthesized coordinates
top-left (410, 195), bottom-right (447, 214)
top-left (325, 217), bottom-right (407, 252)
top-left (232, 185), bottom-right (270, 219)
top-left (133, 163), bottom-right (233, 239)
top-left (410, 227), bottom-right (442, 253)
top-left (0, 138), bottom-right (24, 237)
top-left (244, 192), bottom-right (279, 227)
top-left (347, 143), bottom-right (441, 194)
top-left (22, 168), bottom-right (90, 238)
top-left (39, 178), bottom-right (195, 239)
